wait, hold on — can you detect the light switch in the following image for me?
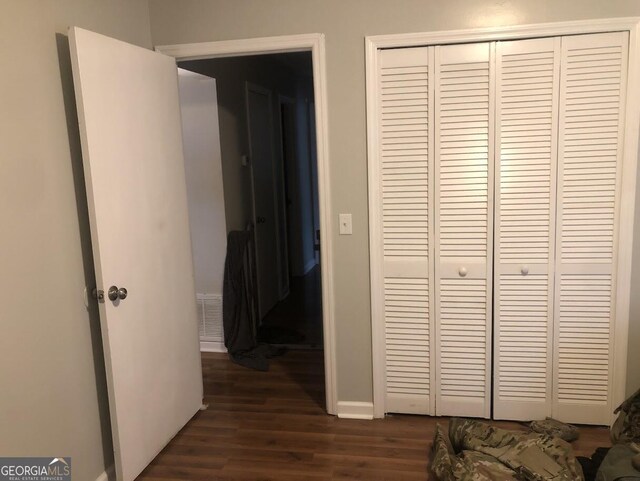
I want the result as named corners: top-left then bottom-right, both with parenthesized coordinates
top-left (339, 213), bottom-right (352, 235)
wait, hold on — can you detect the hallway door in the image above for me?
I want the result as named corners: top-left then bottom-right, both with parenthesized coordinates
top-left (69, 27), bottom-right (203, 481)
top-left (247, 83), bottom-right (281, 318)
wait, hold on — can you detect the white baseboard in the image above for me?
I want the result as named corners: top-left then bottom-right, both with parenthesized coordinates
top-left (95, 465), bottom-right (114, 481)
top-left (336, 401), bottom-right (374, 420)
top-left (200, 340), bottom-right (226, 352)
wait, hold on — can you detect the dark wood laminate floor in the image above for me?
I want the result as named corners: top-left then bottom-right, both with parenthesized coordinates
top-left (137, 350), bottom-right (611, 480)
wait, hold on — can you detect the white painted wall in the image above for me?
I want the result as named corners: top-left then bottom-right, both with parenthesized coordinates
top-left (178, 69), bottom-right (227, 295)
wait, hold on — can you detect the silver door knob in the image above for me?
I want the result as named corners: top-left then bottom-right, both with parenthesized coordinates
top-left (108, 286), bottom-right (128, 301)
top-left (256, 216), bottom-right (266, 224)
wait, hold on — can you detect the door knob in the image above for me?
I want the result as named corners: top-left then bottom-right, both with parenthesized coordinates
top-left (458, 266), bottom-right (468, 277)
top-left (521, 265), bottom-right (529, 275)
top-left (108, 285), bottom-right (128, 301)
top-left (256, 216), bottom-right (266, 224)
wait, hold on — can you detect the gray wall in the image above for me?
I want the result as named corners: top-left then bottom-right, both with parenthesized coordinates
top-left (2, 3), bottom-right (640, 478)
top-left (0, 1), bottom-right (151, 479)
top-left (148, 0), bottom-right (640, 403)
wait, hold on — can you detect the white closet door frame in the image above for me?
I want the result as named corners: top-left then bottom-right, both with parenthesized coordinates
top-left (367, 17), bottom-right (640, 420)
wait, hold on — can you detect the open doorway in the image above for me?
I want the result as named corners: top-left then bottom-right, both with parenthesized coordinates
top-left (177, 49), bottom-right (326, 403)
top-left (262, 94), bottom-right (323, 348)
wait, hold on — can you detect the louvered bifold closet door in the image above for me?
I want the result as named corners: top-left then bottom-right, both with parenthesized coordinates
top-left (434, 43), bottom-right (494, 418)
top-left (378, 47), bottom-right (435, 414)
top-left (553, 32), bottom-right (628, 425)
top-left (493, 37), bottom-right (560, 421)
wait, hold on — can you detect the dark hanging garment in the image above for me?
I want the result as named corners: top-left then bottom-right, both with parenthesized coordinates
top-left (222, 230), bottom-right (281, 371)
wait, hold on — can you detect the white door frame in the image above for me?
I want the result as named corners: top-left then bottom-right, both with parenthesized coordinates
top-left (156, 34), bottom-right (337, 415)
top-left (366, 17), bottom-right (640, 419)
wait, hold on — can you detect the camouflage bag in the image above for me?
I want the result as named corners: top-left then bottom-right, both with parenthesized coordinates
top-left (612, 387), bottom-right (640, 444)
top-left (448, 418), bottom-right (584, 481)
top-left (530, 418), bottom-right (579, 442)
top-left (431, 423), bottom-right (520, 481)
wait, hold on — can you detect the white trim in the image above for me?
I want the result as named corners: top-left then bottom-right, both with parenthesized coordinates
top-left (157, 33), bottom-right (337, 416)
top-left (613, 22), bottom-right (640, 417)
top-left (365, 32), bottom-right (385, 420)
top-left (336, 401), bottom-right (374, 420)
top-left (200, 340), bottom-right (226, 353)
top-left (366, 17), bottom-right (640, 49)
top-left (156, 34), bottom-right (322, 60)
top-left (95, 466), bottom-right (115, 481)
top-left (366, 17), bottom-right (640, 420)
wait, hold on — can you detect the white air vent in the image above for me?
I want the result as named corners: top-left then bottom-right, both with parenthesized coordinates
top-left (196, 294), bottom-right (225, 352)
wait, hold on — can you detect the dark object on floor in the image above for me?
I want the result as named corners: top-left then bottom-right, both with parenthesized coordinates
top-left (578, 447), bottom-right (611, 481)
top-left (223, 230), bottom-right (284, 371)
top-left (530, 417), bottom-right (580, 442)
top-left (430, 417), bottom-right (584, 480)
top-left (258, 324), bottom-right (306, 344)
top-left (633, 443), bottom-right (640, 471)
top-left (612, 387), bottom-right (640, 444)
top-left (595, 444), bottom-right (640, 481)
top-left (227, 344), bottom-right (286, 372)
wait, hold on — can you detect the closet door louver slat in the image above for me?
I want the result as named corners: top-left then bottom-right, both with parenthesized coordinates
top-left (553, 32), bottom-right (628, 425)
top-left (378, 47), bottom-right (435, 414)
top-left (494, 37), bottom-right (560, 421)
top-left (434, 43), bottom-right (493, 418)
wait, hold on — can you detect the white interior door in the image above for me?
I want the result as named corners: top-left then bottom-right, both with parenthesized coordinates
top-left (377, 47), bottom-right (435, 415)
top-left (553, 31), bottom-right (628, 425)
top-left (493, 37), bottom-right (560, 421)
top-left (69, 27), bottom-right (203, 481)
top-left (434, 42), bottom-right (494, 418)
top-left (247, 84), bottom-right (281, 319)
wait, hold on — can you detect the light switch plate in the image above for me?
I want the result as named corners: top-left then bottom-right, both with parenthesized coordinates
top-left (339, 213), bottom-right (352, 235)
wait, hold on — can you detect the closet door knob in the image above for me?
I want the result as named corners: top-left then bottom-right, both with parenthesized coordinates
top-left (521, 265), bottom-right (529, 275)
top-left (458, 266), bottom-right (468, 277)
